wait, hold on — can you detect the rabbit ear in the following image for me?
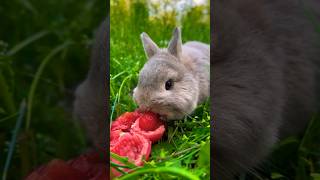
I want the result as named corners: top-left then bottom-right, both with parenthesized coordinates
top-left (167, 27), bottom-right (182, 59)
top-left (141, 32), bottom-right (159, 59)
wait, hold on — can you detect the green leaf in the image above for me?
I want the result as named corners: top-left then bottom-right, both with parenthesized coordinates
top-left (25, 41), bottom-right (72, 130)
top-left (311, 173), bottom-right (320, 180)
top-left (197, 140), bottom-right (210, 168)
top-left (271, 173), bottom-right (285, 179)
top-left (116, 167), bottom-right (200, 180)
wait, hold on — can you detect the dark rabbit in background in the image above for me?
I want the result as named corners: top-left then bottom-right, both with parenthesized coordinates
top-left (73, 18), bottom-right (108, 149)
top-left (212, 0), bottom-right (320, 179)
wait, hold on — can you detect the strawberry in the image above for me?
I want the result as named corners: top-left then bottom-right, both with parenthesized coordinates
top-left (109, 110), bottom-right (165, 178)
top-left (110, 133), bottom-right (151, 166)
top-left (131, 117), bottom-right (165, 142)
top-left (111, 111), bottom-right (142, 131)
top-left (138, 112), bottom-right (163, 131)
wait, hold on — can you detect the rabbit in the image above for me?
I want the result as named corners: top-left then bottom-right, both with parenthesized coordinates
top-left (73, 17), bottom-right (109, 149)
top-left (212, 0), bottom-right (320, 179)
top-left (132, 28), bottom-right (210, 120)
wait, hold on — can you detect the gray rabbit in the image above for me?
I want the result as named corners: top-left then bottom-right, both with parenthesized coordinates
top-left (213, 0), bottom-right (320, 179)
top-left (133, 28), bottom-right (210, 120)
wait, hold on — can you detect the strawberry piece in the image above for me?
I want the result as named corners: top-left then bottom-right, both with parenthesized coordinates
top-left (25, 159), bottom-right (87, 180)
top-left (111, 111), bottom-right (142, 131)
top-left (25, 151), bottom-right (108, 180)
top-left (67, 151), bottom-right (108, 179)
top-left (138, 112), bottom-right (163, 131)
top-left (131, 117), bottom-right (165, 142)
top-left (110, 129), bottom-right (123, 147)
top-left (109, 110), bottom-right (165, 178)
top-left (110, 133), bottom-right (151, 166)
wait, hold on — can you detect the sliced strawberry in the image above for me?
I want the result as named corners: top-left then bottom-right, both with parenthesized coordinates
top-left (109, 110), bottom-right (165, 178)
top-left (25, 151), bottom-right (108, 180)
top-left (25, 159), bottom-right (87, 180)
top-left (131, 118), bottom-right (165, 142)
top-left (110, 129), bottom-right (125, 147)
top-left (111, 111), bottom-right (142, 131)
top-left (67, 151), bottom-right (107, 179)
top-left (138, 112), bottom-right (163, 131)
top-left (110, 133), bottom-right (151, 166)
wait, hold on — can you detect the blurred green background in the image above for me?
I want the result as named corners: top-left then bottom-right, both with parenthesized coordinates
top-left (0, 0), bottom-right (106, 179)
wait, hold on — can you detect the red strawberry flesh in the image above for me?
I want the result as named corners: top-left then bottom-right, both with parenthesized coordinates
top-left (111, 111), bottom-right (142, 131)
top-left (110, 132), bottom-right (151, 166)
top-left (110, 110), bottom-right (166, 178)
top-left (138, 112), bottom-right (163, 131)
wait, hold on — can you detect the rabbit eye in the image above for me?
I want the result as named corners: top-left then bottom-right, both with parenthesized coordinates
top-left (165, 79), bottom-right (173, 90)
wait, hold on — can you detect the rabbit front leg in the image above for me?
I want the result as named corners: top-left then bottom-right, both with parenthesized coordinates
top-left (212, 56), bottom-right (285, 179)
top-left (213, 96), bottom-right (280, 179)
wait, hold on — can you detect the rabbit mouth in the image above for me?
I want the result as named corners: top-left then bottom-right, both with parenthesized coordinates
top-left (158, 110), bottom-right (184, 121)
top-left (137, 105), bottom-right (184, 121)
top-left (159, 114), bottom-right (168, 121)
top-left (136, 107), bottom-right (168, 121)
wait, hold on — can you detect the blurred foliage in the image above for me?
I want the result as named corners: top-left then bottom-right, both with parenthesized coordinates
top-left (239, 115), bottom-right (320, 180)
top-left (0, 0), bottom-right (107, 179)
top-left (110, 0), bottom-right (210, 179)
top-left (269, 115), bottom-right (320, 180)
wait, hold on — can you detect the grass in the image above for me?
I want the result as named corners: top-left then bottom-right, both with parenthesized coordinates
top-left (0, 0), bottom-right (106, 179)
top-left (110, 0), bottom-right (210, 179)
top-left (240, 114), bottom-right (320, 180)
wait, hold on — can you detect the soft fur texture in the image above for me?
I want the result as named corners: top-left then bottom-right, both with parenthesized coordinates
top-left (133, 28), bottom-right (210, 120)
top-left (73, 18), bottom-right (108, 149)
top-left (212, 0), bottom-right (320, 179)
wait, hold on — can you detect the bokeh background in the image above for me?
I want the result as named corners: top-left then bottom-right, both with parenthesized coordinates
top-left (0, 0), bottom-right (106, 179)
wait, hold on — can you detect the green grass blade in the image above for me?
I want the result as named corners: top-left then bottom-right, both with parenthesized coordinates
top-left (25, 41), bottom-right (72, 130)
top-left (0, 72), bottom-right (16, 114)
top-left (18, 0), bottom-right (38, 15)
top-left (7, 31), bottom-right (49, 56)
top-left (110, 152), bottom-right (137, 169)
top-left (110, 93), bottom-right (119, 121)
top-left (2, 100), bottom-right (26, 180)
top-left (0, 112), bottom-right (18, 123)
top-left (116, 167), bottom-right (200, 180)
top-left (117, 74), bottom-right (132, 104)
